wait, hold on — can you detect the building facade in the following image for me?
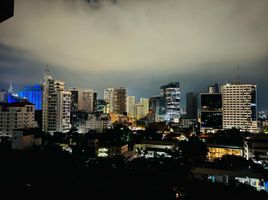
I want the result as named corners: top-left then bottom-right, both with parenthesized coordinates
top-left (127, 96), bottom-right (135, 118)
top-left (149, 95), bottom-right (165, 122)
top-left (0, 102), bottom-right (37, 136)
top-left (221, 83), bottom-right (257, 132)
top-left (186, 92), bottom-right (198, 119)
top-left (18, 84), bottom-right (43, 110)
top-left (104, 87), bottom-right (127, 114)
top-left (160, 82), bottom-right (181, 122)
top-left (42, 73), bottom-right (71, 134)
top-left (200, 91), bottom-right (222, 133)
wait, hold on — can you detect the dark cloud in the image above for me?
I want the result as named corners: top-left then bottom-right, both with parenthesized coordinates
top-left (0, 0), bottom-right (268, 110)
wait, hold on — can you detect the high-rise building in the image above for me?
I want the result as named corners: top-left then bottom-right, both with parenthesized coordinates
top-left (200, 90), bottom-right (222, 133)
top-left (82, 89), bottom-right (97, 113)
top-left (0, 0), bottom-right (14, 23)
top-left (186, 92), bottom-right (198, 119)
top-left (104, 88), bottom-right (114, 113)
top-left (0, 89), bottom-right (8, 102)
top-left (160, 82), bottom-right (181, 122)
top-left (134, 103), bottom-right (145, 120)
top-left (221, 83), bottom-right (258, 132)
top-left (208, 83), bottom-right (219, 94)
top-left (104, 87), bottom-right (127, 114)
top-left (127, 96), bottom-right (135, 118)
top-left (140, 98), bottom-right (149, 116)
top-left (70, 88), bottom-right (83, 111)
top-left (113, 87), bottom-right (127, 114)
top-left (149, 96), bottom-right (165, 122)
top-left (0, 102), bottom-right (37, 136)
top-left (42, 73), bottom-right (71, 134)
top-left (96, 99), bottom-right (107, 113)
top-left (18, 84), bottom-right (43, 110)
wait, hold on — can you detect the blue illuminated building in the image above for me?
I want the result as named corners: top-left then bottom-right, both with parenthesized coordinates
top-left (18, 84), bottom-right (43, 110)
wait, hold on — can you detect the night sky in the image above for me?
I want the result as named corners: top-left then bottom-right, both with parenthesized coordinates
top-left (0, 0), bottom-right (268, 110)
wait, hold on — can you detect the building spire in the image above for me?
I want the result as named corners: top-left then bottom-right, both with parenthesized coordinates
top-left (43, 64), bottom-right (53, 81)
top-left (8, 80), bottom-right (13, 94)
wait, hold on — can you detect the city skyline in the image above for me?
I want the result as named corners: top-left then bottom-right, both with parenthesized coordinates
top-left (0, 0), bottom-right (268, 110)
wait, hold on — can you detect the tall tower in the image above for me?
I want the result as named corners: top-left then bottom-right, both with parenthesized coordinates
top-left (104, 87), bottom-right (126, 114)
top-left (200, 84), bottom-right (222, 133)
top-left (221, 83), bottom-right (258, 132)
top-left (42, 72), bottom-right (71, 134)
top-left (127, 96), bottom-right (135, 118)
top-left (160, 82), bottom-right (181, 122)
top-left (186, 92), bottom-right (198, 119)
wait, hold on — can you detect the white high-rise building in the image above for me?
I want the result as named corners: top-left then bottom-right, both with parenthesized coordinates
top-left (221, 83), bottom-right (258, 133)
top-left (0, 102), bottom-right (37, 136)
top-left (42, 73), bottom-right (71, 134)
top-left (127, 96), bottom-right (135, 118)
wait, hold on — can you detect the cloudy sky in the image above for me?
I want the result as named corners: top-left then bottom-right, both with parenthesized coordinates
top-left (0, 0), bottom-right (268, 110)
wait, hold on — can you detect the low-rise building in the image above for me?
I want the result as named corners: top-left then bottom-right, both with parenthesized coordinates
top-left (207, 144), bottom-right (243, 161)
top-left (244, 134), bottom-right (268, 166)
top-left (12, 128), bottom-right (42, 150)
top-left (0, 102), bottom-right (38, 137)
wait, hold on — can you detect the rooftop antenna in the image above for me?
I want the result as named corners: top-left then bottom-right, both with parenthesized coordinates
top-left (8, 80), bottom-right (13, 94)
top-left (236, 66), bottom-right (240, 84)
top-left (45, 64), bottom-right (50, 74)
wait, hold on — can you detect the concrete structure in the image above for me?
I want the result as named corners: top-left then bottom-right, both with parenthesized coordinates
top-left (0, 90), bottom-right (8, 102)
top-left (149, 95), bottom-right (165, 122)
top-left (42, 73), bottom-right (71, 134)
top-left (18, 84), bottom-right (43, 110)
top-left (200, 91), bottom-right (222, 133)
top-left (70, 88), bottom-right (83, 111)
top-left (86, 113), bottom-right (111, 133)
top-left (0, 102), bottom-right (37, 137)
top-left (127, 96), bottom-right (135, 118)
top-left (160, 82), bottom-right (181, 122)
top-left (244, 134), bottom-right (268, 166)
top-left (134, 103), bottom-right (145, 120)
top-left (140, 98), bottom-right (149, 116)
top-left (104, 87), bottom-right (126, 114)
top-left (133, 140), bottom-right (178, 158)
top-left (207, 144), bottom-right (243, 161)
top-left (186, 92), bottom-right (198, 119)
top-left (97, 144), bottom-right (128, 157)
top-left (82, 89), bottom-right (97, 113)
top-left (12, 128), bottom-right (42, 150)
top-left (221, 83), bottom-right (258, 132)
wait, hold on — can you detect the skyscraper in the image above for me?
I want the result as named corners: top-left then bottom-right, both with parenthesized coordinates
top-left (149, 96), bottom-right (165, 122)
top-left (140, 98), bottom-right (149, 116)
top-left (127, 96), bottom-right (135, 118)
top-left (42, 73), bottom-right (71, 134)
top-left (160, 82), bottom-right (181, 122)
top-left (200, 87), bottom-right (222, 133)
top-left (104, 87), bottom-right (127, 114)
top-left (221, 83), bottom-right (258, 132)
top-left (18, 84), bottom-right (43, 110)
top-left (82, 89), bottom-right (97, 113)
top-left (186, 92), bottom-right (198, 119)
top-left (104, 88), bottom-right (114, 113)
top-left (70, 88), bottom-right (83, 112)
